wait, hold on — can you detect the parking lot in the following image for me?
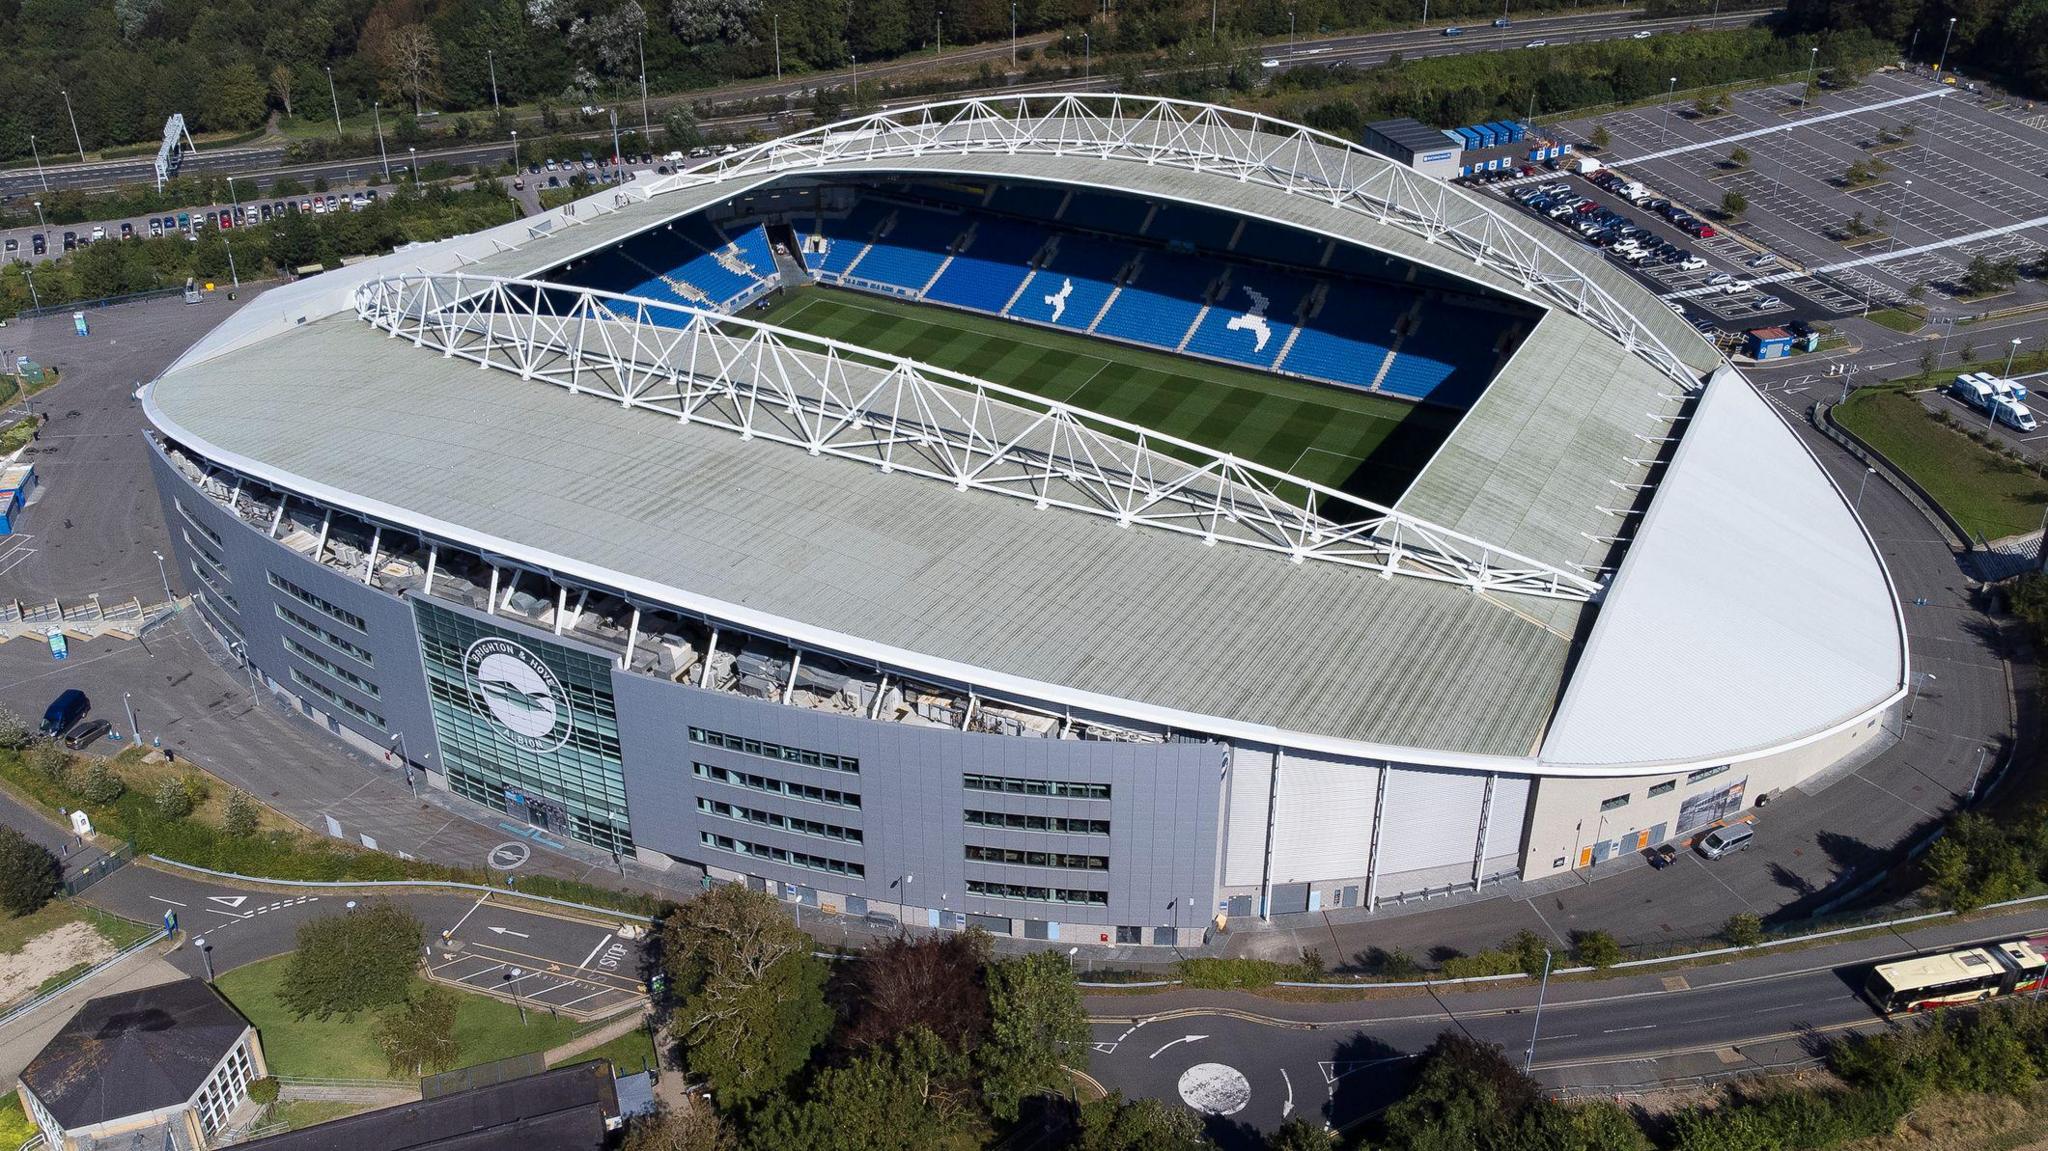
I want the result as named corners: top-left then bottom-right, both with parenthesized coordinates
top-left (1541, 69), bottom-right (2048, 312)
top-left (429, 894), bottom-right (650, 1021)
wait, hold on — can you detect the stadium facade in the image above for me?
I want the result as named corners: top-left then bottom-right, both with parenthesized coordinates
top-left (145, 95), bottom-right (1906, 946)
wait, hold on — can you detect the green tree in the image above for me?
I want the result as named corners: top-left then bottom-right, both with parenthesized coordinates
top-left (0, 705), bottom-right (32, 751)
top-left (1266, 1116), bottom-right (1331, 1149)
top-left (1379, 1032), bottom-right (1544, 1151)
top-left (154, 775), bottom-right (195, 819)
top-left (620, 1103), bottom-right (735, 1151)
top-left (374, 986), bottom-right (462, 1075)
top-left (79, 762), bottom-right (125, 805)
top-left (224, 791), bottom-right (260, 837)
top-left (25, 743), bottom-right (71, 784)
top-left (1908, 279), bottom-right (1928, 302)
top-left (1729, 144), bottom-right (1750, 167)
top-left (662, 884), bottom-right (830, 1110)
top-left (0, 826), bottom-right (61, 917)
top-left (1721, 190), bottom-right (1748, 217)
top-left (279, 901), bottom-right (425, 1020)
top-left (663, 107), bottom-right (705, 149)
top-left (200, 60), bottom-right (269, 131)
top-left (752, 1028), bottom-right (982, 1151)
top-left (1724, 912), bottom-right (1764, 947)
top-left (978, 950), bottom-right (1091, 1121)
top-left (1588, 124), bottom-right (1611, 150)
top-left (1074, 1092), bottom-right (1215, 1150)
top-left (1843, 161), bottom-right (1869, 186)
top-left (1570, 930), bottom-right (1622, 968)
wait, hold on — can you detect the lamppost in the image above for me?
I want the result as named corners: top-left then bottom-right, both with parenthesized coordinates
top-left (1802, 45), bottom-right (1819, 111)
top-left (2004, 337), bottom-right (2025, 377)
top-left (409, 146), bottom-right (419, 187)
top-left (638, 32), bottom-right (651, 143)
top-left (61, 89), bottom-right (84, 161)
top-left (1522, 948), bottom-right (1553, 1072)
top-left (1935, 16), bottom-right (1957, 78)
top-left (1012, 3), bottom-right (1018, 66)
top-left (390, 731), bottom-right (417, 799)
top-left (193, 936), bottom-right (214, 981)
top-left (1854, 466), bottom-right (1875, 512)
top-left (1968, 745), bottom-right (1988, 800)
top-left (326, 66), bottom-right (344, 138)
top-left (1289, 8), bottom-right (1296, 49)
top-left (488, 49), bottom-right (501, 114)
top-left (774, 12), bottom-right (782, 80)
top-left (29, 135), bottom-right (47, 192)
top-left (1084, 31), bottom-right (1091, 78)
top-left (22, 266), bottom-right (38, 310)
top-left (153, 550), bottom-right (172, 601)
top-left (1662, 76), bottom-right (1677, 145)
top-left (374, 102), bottom-right (390, 181)
top-left (123, 691), bottom-right (140, 748)
top-left (937, 10), bottom-right (945, 56)
top-left (223, 238), bottom-right (239, 289)
top-left (504, 967), bottom-right (527, 1025)
top-left (510, 129), bottom-right (519, 170)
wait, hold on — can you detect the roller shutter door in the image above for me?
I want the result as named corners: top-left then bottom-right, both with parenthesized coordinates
top-left (1221, 744), bottom-right (1275, 888)
top-left (1481, 775), bottom-right (1533, 872)
top-left (1375, 765), bottom-right (1489, 876)
top-left (1268, 752), bottom-right (1377, 884)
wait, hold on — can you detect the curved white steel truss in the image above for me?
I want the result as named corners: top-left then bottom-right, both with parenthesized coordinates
top-left (356, 272), bottom-right (1601, 601)
top-left (641, 91), bottom-right (1705, 390)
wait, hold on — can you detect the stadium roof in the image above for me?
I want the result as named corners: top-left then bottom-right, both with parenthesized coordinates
top-left (149, 94), bottom-right (1904, 772)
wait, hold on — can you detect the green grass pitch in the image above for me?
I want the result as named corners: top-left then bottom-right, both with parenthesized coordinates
top-left (748, 286), bottom-right (1460, 506)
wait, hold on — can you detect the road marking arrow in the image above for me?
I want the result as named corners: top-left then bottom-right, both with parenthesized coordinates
top-left (208, 896), bottom-right (247, 908)
top-left (1149, 1035), bottom-right (1208, 1060)
top-left (1281, 1068), bottom-right (1294, 1118)
top-left (486, 926), bottom-right (530, 938)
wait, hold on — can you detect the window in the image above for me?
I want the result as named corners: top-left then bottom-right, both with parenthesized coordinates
top-left (963, 774), bottom-right (1111, 800)
top-left (689, 727), bottom-right (857, 773)
top-left (966, 845), bottom-right (1109, 870)
top-left (1648, 780), bottom-right (1677, 798)
top-left (1599, 794), bottom-right (1630, 812)
top-left (964, 810), bottom-right (1110, 836)
top-left (175, 499), bottom-right (223, 547)
top-left (699, 831), bottom-right (864, 877)
top-left (692, 762), bottom-right (859, 808)
top-left (1687, 764), bottom-right (1730, 785)
top-left (190, 560), bottom-right (239, 612)
top-left (1115, 925), bottom-right (1143, 944)
top-left (282, 636), bottom-right (380, 697)
top-left (289, 667), bottom-right (385, 729)
top-left (268, 571), bottom-right (367, 633)
top-left (965, 880), bottom-right (1108, 906)
top-left (696, 797), bottom-right (862, 843)
top-left (276, 603), bottom-right (374, 665)
top-left (182, 528), bottom-right (228, 575)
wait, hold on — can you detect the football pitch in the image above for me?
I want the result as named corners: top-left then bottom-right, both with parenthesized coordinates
top-left (751, 286), bottom-right (1459, 506)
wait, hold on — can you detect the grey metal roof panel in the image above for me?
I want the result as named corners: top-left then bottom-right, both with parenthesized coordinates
top-left (152, 314), bottom-right (1574, 757)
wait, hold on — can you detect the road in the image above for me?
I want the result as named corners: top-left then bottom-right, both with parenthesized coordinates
top-left (1092, 903), bottom-right (2048, 1141)
top-left (0, 8), bottom-right (1777, 201)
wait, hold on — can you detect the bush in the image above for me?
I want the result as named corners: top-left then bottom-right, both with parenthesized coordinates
top-left (1438, 930), bottom-right (1554, 980)
top-left (0, 826), bottom-right (61, 916)
top-left (1570, 930), bottom-right (1623, 968)
top-left (247, 1077), bottom-right (280, 1104)
top-left (1723, 912), bottom-right (1764, 948)
top-left (0, 705), bottom-right (30, 752)
top-left (279, 901), bottom-right (424, 1020)
top-left (24, 743), bottom-right (71, 784)
top-left (1174, 957), bottom-right (1314, 987)
top-left (79, 762), bottom-right (124, 806)
top-left (223, 792), bottom-right (260, 837)
top-left (154, 776), bottom-right (195, 819)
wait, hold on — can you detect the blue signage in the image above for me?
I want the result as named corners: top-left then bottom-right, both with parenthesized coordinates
top-left (47, 632), bottom-right (67, 661)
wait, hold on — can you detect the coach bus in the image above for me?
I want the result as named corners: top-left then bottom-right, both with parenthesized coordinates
top-left (1864, 938), bottom-right (2048, 1016)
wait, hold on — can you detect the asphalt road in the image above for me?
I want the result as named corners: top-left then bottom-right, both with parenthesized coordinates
top-left (0, 8), bottom-right (1776, 202)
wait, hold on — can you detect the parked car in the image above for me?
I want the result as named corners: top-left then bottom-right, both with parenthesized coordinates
top-left (89, 225), bottom-right (105, 241)
top-left (1696, 823), bottom-right (1755, 859)
top-left (120, 222), bottom-right (133, 239)
top-left (1679, 256), bottom-right (1707, 271)
top-left (62, 231), bottom-right (76, 251)
top-left (32, 234), bottom-right (46, 254)
top-left (1746, 253), bottom-right (1776, 268)
top-left (149, 218), bottom-right (164, 237)
top-left (2, 238), bottom-right (14, 255)
top-left (1755, 295), bottom-right (1784, 309)
top-left (1706, 272), bottom-right (1733, 286)
top-left (64, 719), bottom-right (113, 750)
top-left (40, 690), bottom-right (89, 738)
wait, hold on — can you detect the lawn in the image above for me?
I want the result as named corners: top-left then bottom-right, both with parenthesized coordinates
top-left (554, 1021), bottom-right (658, 1076)
top-left (750, 286), bottom-right (1461, 507)
top-left (1835, 387), bottom-right (2048, 541)
top-left (0, 900), bottom-right (153, 956)
top-left (259, 1099), bottom-right (379, 1131)
top-left (1865, 307), bottom-right (1926, 334)
top-left (214, 955), bottom-right (588, 1080)
top-left (0, 1092), bottom-right (36, 1148)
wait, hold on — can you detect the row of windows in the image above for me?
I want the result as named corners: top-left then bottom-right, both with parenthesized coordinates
top-left (965, 810), bottom-right (1111, 836)
top-left (276, 603), bottom-right (374, 666)
top-left (965, 880), bottom-right (1109, 906)
top-left (690, 727), bottom-right (858, 774)
top-left (1606, 764), bottom-right (1736, 812)
top-left (190, 559), bottom-right (238, 612)
top-left (175, 498), bottom-right (223, 548)
top-left (697, 797), bottom-right (863, 844)
top-left (268, 571), bottom-right (367, 633)
top-left (282, 636), bottom-right (380, 698)
top-left (197, 590), bottom-right (242, 644)
top-left (700, 832), bottom-right (865, 877)
top-left (1688, 764), bottom-right (1730, 785)
top-left (289, 668), bottom-right (386, 729)
top-left (962, 773), bottom-right (1111, 801)
top-left (965, 845), bottom-right (1110, 870)
top-left (183, 528), bottom-right (228, 576)
top-left (692, 762), bottom-right (860, 809)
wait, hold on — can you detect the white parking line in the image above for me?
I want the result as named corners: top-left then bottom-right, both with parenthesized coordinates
top-left (1613, 89), bottom-right (1951, 165)
top-left (445, 896), bottom-right (489, 940)
top-left (576, 933), bottom-right (614, 971)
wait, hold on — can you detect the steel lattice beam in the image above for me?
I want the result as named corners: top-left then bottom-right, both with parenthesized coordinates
top-left (355, 273), bottom-right (1601, 601)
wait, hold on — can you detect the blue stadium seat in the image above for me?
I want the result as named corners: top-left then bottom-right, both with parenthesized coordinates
top-left (837, 206), bottom-right (964, 293)
top-left (1092, 252), bottom-right (1212, 350)
top-left (1182, 270), bottom-right (1313, 370)
top-left (1008, 241), bottom-right (1124, 332)
top-left (1059, 191), bottom-right (1152, 237)
top-left (925, 217), bottom-right (1044, 313)
top-left (1145, 202), bottom-right (1242, 253)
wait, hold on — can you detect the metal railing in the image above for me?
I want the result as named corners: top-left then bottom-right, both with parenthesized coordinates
top-left (146, 856), bottom-right (657, 924)
top-left (0, 923), bottom-right (167, 1032)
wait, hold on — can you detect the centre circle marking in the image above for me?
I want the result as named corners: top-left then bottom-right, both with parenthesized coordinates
top-left (1177, 1062), bottom-right (1251, 1116)
top-left (488, 842), bottom-right (531, 870)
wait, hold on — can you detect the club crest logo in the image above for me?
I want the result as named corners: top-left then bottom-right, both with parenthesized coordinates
top-left (465, 637), bottom-right (571, 752)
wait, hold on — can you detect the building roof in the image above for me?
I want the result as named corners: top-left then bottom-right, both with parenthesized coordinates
top-left (1367, 117), bottom-right (1465, 155)
top-left (21, 979), bottom-right (250, 1132)
top-left (236, 1061), bottom-right (618, 1151)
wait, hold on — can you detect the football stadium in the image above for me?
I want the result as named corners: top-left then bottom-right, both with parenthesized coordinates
top-left (144, 95), bottom-right (1906, 946)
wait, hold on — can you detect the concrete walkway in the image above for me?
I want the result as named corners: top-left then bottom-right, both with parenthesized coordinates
top-left (545, 1010), bottom-right (650, 1067)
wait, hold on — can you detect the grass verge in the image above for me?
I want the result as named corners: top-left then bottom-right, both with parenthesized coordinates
top-left (214, 954), bottom-right (588, 1080)
top-left (0, 899), bottom-right (153, 956)
top-left (1834, 386), bottom-right (2048, 541)
top-left (259, 1099), bottom-right (380, 1131)
top-left (0, 1091), bottom-right (37, 1147)
top-left (1866, 307), bottom-right (1926, 334)
top-left (553, 1022), bottom-right (658, 1075)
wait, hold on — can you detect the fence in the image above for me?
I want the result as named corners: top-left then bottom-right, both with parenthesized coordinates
top-left (62, 841), bottom-right (135, 898)
top-left (1817, 398), bottom-right (1974, 550)
top-left (0, 924), bottom-right (167, 1032)
top-left (15, 286), bottom-right (188, 319)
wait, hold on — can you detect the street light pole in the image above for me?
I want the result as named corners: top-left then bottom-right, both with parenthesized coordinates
top-left (774, 13), bottom-right (782, 80)
top-left (29, 135), bottom-right (47, 192)
top-left (937, 10), bottom-right (944, 56)
top-left (1936, 16), bottom-right (1957, 78)
top-left (1084, 31), bottom-right (1091, 78)
top-left (194, 937), bottom-right (214, 981)
top-left (153, 550), bottom-right (172, 601)
top-left (1662, 76), bottom-right (1677, 145)
top-left (123, 691), bottom-right (139, 748)
top-left (1969, 746), bottom-right (1988, 800)
top-left (2005, 337), bottom-right (2025, 377)
top-left (510, 129), bottom-right (519, 170)
top-left (505, 967), bottom-right (527, 1025)
top-left (1802, 46), bottom-right (1818, 111)
top-left (1522, 948), bottom-right (1553, 1072)
top-left (1854, 466), bottom-right (1875, 512)
top-left (61, 89), bottom-right (85, 161)
top-left (327, 67), bottom-right (343, 138)
top-left (1012, 4), bottom-right (1018, 66)
top-left (639, 32), bottom-right (651, 144)
top-left (374, 103), bottom-right (390, 180)
top-left (488, 49), bottom-right (501, 114)
top-left (409, 146), bottom-right (419, 186)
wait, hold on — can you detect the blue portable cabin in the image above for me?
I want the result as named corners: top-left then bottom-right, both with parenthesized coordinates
top-left (0, 463), bottom-right (36, 535)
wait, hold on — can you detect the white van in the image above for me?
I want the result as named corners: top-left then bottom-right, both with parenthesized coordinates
top-left (1696, 823), bottom-right (1755, 860)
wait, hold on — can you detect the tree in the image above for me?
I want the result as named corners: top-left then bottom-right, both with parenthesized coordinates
top-left (25, 743), bottom-right (70, 784)
top-left (1846, 211), bottom-right (1872, 237)
top-left (1723, 912), bottom-right (1764, 947)
top-left (1380, 1032), bottom-right (1544, 1151)
top-left (1692, 95), bottom-right (1719, 117)
top-left (1588, 124), bottom-right (1611, 150)
top-left (1843, 161), bottom-right (1869, 186)
top-left (1267, 1116), bottom-right (1331, 1150)
top-left (844, 932), bottom-right (990, 1053)
top-left (1908, 279), bottom-right (1929, 302)
top-left (752, 1028), bottom-right (982, 1151)
top-left (620, 1103), bottom-right (735, 1151)
top-left (200, 60), bottom-right (269, 131)
top-left (1962, 254), bottom-right (2022, 296)
top-left (1728, 144), bottom-right (1750, 167)
top-left (79, 762), bottom-right (124, 805)
top-left (0, 827), bottom-right (61, 917)
top-left (1570, 930), bottom-right (1622, 968)
top-left (154, 775), bottom-right (195, 819)
top-left (0, 704), bottom-right (31, 751)
top-left (1721, 190), bottom-right (1748, 218)
top-left (664, 107), bottom-right (705, 150)
top-left (374, 986), bottom-right (461, 1075)
top-left (661, 884), bottom-right (830, 1109)
top-left (279, 901), bottom-right (424, 1020)
top-left (978, 950), bottom-right (1090, 1121)
top-left (270, 64), bottom-right (295, 119)
top-left (381, 24), bottom-right (444, 115)
top-left (224, 791), bottom-right (260, 836)
top-left (1074, 1092), bottom-right (1214, 1151)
